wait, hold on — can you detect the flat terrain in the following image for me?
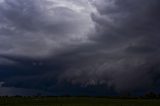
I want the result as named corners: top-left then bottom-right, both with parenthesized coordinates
top-left (0, 97), bottom-right (160, 106)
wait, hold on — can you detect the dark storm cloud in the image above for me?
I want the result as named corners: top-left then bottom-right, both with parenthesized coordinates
top-left (0, 81), bottom-right (52, 96)
top-left (0, 0), bottom-right (82, 33)
top-left (0, 0), bottom-right (94, 57)
top-left (88, 0), bottom-right (160, 92)
top-left (0, 0), bottom-right (160, 95)
top-left (61, 0), bottom-right (160, 92)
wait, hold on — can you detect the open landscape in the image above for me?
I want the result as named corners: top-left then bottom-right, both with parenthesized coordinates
top-left (0, 0), bottom-right (160, 106)
top-left (0, 97), bottom-right (160, 106)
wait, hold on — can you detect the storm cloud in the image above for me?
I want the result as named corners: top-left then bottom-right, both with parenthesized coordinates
top-left (0, 0), bottom-right (160, 95)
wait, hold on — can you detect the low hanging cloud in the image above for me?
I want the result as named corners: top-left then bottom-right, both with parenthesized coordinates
top-left (0, 0), bottom-right (95, 57)
top-left (0, 0), bottom-right (160, 95)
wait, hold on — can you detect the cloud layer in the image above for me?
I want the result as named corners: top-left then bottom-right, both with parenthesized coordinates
top-left (0, 0), bottom-right (160, 95)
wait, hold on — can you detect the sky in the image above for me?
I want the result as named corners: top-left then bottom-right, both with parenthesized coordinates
top-left (0, 0), bottom-right (160, 96)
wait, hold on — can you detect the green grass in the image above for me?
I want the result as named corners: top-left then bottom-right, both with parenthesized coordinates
top-left (0, 97), bottom-right (160, 106)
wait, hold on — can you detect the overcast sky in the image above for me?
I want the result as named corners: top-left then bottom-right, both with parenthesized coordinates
top-left (0, 0), bottom-right (160, 96)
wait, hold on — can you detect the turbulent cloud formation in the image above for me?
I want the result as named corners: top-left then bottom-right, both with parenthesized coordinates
top-left (0, 0), bottom-right (95, 57)
top-left (0, 0), bottom-right (160, 95)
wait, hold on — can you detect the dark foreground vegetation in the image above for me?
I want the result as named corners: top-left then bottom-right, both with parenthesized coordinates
top-left (1, 95), bottom-right (160, 106)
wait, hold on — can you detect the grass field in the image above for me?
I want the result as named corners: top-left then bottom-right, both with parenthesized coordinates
top-left (0, 97), bottom-right (160, 106)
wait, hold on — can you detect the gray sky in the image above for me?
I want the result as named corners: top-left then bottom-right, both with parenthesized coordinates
top-left (0, 0), bottom-right (160, 95)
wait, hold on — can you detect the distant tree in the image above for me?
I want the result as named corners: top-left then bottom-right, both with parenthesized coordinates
top-left (36, 93), bottom-right (42, 97)
top-left (119, 92), bottom-right (132, 99)
top-left (158, 93), bottom-right (160, 98)
top-left (144, 92), bottom-right (157, 99)
top-left (15, 95), bottom-right (22, 97)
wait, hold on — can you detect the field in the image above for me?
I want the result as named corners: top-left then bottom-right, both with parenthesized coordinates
top-left (0, 97), bottom-right (160, 106)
